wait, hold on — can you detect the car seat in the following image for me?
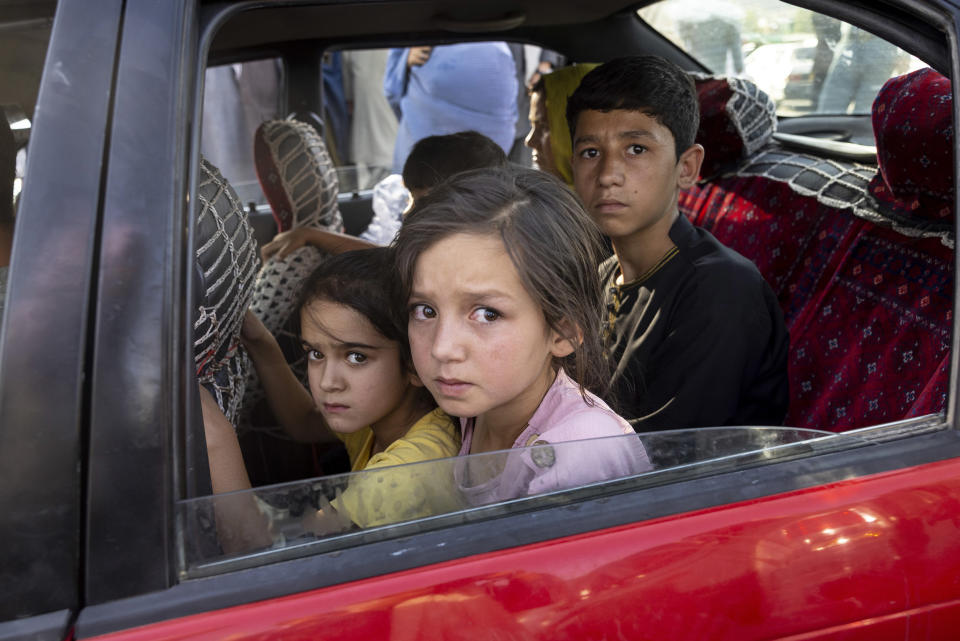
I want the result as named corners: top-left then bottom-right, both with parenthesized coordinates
top-left (194, 156), bottom-right (260, 423)
top-left (680, 70), bottom-right (954, 430)
top-left (784, 68), bottom-right (953, 428)
top-left (245, 117), bottom-right (343, 400)
top-left (239, 118), bottom-right (347, 482)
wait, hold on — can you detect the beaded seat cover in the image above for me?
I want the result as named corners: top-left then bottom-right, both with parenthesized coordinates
top-left (254, 117), bottom-right (343, 234)
top-left (194, 157), bottom-right (260, 423)
top-left (693, 74), bottom-right (777, 178)
top-left (241, 119), bottom-right (344, 427)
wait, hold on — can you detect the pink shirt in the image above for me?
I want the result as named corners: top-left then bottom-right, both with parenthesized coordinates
top-left (456, 370), bottom-right (651, 505)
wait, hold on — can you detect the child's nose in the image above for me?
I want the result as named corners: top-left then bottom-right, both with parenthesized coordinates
top-left (430, 317), bottom-right (467, 362)
top-left (597, 153), bottom-right (624, 186)
top-left (317, 362), bottom-right (346, 392)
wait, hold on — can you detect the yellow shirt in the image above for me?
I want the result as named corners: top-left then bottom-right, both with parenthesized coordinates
top-left (333, 408), bottom-right (462, 527)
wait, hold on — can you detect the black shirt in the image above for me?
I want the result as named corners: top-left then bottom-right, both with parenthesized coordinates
top-left (601, 215), bottom-right (789, 431)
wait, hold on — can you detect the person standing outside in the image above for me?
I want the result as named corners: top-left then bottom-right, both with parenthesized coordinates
top-left (384, 43), bottom-right (517, 172)
top-left (342, 48), bottom-right (399, 186)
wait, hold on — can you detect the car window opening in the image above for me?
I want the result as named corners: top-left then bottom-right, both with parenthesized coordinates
top-left (185, 5), bottom-right (953, 577)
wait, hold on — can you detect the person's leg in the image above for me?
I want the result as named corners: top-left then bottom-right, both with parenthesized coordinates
top-left (817, 48), bottom-right (857, 113)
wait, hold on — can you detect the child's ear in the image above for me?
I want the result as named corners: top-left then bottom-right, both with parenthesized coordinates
top-left (676, 143), bottom-right (705, 189)
top-left (406, 367), bottom-right (425, 388)
top-left (549, 319), bottom-right (582, 359)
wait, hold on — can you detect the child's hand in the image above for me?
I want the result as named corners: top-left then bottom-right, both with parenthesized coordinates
top-left (239, 309), bottom-right (273, 348)
top-left (301, 502), bottom-right (353, 536)
top-left (406, 46), bottom-right (432, 68)
top-left (261, 228), bottom-right (309, 262)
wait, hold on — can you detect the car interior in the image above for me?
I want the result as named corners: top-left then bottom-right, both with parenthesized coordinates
top-left (168, 0), bottom-right (958, 573)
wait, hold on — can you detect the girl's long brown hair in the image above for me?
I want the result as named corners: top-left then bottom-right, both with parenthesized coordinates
top-left (393, 166), bottom-right (609, 399)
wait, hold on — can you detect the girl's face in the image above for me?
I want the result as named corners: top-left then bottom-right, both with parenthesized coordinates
top-left (301, 300), bottom-right (417, 435)
top-left (408, 233), bottom-right (574, 431)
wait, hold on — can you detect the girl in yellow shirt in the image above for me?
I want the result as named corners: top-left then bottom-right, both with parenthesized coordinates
top-left (201, 247), bottom-right (459, 540)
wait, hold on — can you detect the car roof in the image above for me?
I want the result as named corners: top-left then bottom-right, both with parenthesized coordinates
top-left (0, 0), bottom-right (54, 20)
top-left (204, 0), bottom-right (651, 58)
top-left (199, 0), bottom-right (946, 78)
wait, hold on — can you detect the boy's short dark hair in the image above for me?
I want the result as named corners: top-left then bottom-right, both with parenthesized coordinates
top-left (401, 130), bottom-right (507, 193)
top-left (566, 56), bottom-right (699, 159)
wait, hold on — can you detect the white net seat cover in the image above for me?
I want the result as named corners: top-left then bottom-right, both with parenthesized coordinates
top-left (241, 119), bottom-right (344, 427)
top-left (194, 157), bottom-right (260, 422)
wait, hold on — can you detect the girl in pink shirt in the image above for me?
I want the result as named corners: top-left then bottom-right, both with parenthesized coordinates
top-left (394, 166), bottom-right (650, 503)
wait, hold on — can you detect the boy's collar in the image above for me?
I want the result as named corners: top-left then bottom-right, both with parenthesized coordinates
top-left (668, 212), bottom-right (695, 245)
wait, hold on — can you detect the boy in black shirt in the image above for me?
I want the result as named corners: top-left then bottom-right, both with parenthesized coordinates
top-left (566, 56), bottom-right (789, 430)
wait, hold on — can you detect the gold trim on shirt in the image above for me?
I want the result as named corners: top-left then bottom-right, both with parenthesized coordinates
top-left (604, 246), bottom-right (679, 344)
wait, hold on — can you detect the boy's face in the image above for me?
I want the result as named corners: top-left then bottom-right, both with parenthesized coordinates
top-left (571, 109), bottom-right (702, 242)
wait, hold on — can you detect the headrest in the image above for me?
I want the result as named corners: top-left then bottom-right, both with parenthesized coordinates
top-left (194, 157), bottom-right (260, 421)
top-left (694, 75), bottom-right (777, 177)
top-left (254, 118), bottom-right (343, 233)
top-left (869, 68), bottom-right (954, 222)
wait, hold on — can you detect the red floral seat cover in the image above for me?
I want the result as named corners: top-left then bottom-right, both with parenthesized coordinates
top-left (680, 71), bottom-right (953, 430)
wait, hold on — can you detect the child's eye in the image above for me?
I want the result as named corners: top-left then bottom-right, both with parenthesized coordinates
top-left (578, 147), bottom-right (598, 159)
top-left (469, 307), bottom-right (500, 323)
top-left (346, 352), bottom-right (367, 365)
top-left (410, 303), bottom-right (436, 320)
top-left (628, 144), bottom-right (647, 155)
top-left (302, 341), bottom-right (324, 361)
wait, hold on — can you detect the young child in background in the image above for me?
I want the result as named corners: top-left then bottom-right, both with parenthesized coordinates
top-left (400, 130), bottom-right (507, 202)
top-left (203, 247), bottom-right (460, 533)
top-left (259, 130), bottom-right (507, 261)
top-left (393, 165), bottom-right (649, 503)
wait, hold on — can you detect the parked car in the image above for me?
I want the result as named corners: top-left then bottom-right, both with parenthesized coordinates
top-left (3, 1), bottom-right (959, 640)
top-left (743, 40), bottom-right (818, 112)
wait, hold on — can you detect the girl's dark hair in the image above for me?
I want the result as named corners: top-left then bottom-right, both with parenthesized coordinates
top-left (394, 165), bottom-right (609, 397)
top-left (297, 247), bottom-right (408, 357)
top-left (401, 131), bottom-right (507, 193)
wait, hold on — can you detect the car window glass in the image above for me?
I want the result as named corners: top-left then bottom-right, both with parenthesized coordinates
top-left (639, 0), bottom-right (926, 116)
top-left (178, 427), bottom-right (842, 577)
top-left (201, 58), bottom-right (284, 206)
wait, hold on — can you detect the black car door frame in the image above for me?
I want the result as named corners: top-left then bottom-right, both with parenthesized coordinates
top-left (0, 0), bottom-right (125, 636)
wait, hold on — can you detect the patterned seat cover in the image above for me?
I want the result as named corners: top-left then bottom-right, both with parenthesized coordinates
top-left (680, 71), bottom-right (954, 430)
top-left (194, 157), bottom-right (260, 423)
top-left (241, 118), bottom-right (344, 427)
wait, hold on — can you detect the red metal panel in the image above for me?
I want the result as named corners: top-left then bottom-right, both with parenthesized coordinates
top-left (92, 456), bottom-right (960, 641)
